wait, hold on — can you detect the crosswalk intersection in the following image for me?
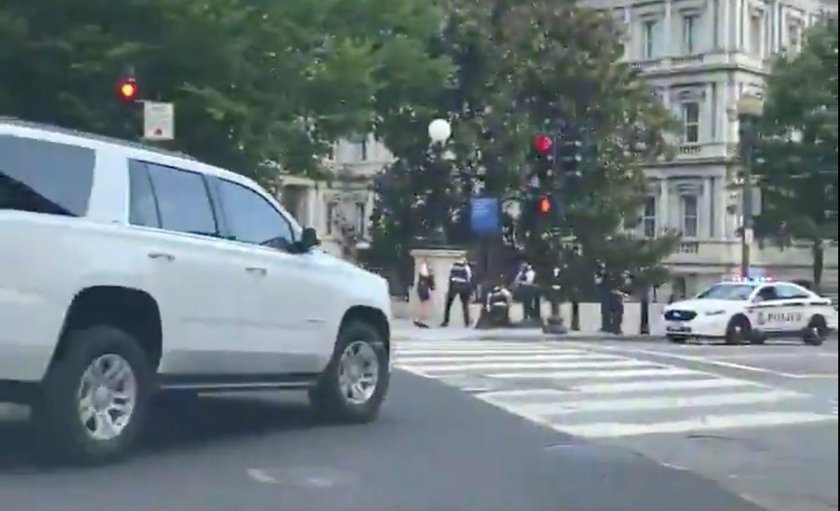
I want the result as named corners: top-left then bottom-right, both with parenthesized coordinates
top-left (394, 340), bottom-right (837, 439)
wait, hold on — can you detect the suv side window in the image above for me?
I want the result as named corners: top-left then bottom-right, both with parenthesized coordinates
top-left (775, 284), bottom-right (811, 300)
top-left (128, 161), bottom-right (160, 228)
top-left (216, 179), bottom-right (294, 250)
top-left (144, 162), bottom-right (218, 237)
top-left (0, 135), bottom-right (95, 217)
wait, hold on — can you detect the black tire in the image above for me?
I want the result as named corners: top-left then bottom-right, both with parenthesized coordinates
top-left (725, 316), bottom-right (751, 345)
top-left (803, 316), bottom-right (828, 346)
top-left (32, 326), bottom-right (153, 465)
top-left (308, 321), bottom-right (390, 423)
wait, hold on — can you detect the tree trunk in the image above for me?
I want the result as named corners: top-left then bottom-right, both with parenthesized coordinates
top-left (812, 238), bottom-right (824, 294)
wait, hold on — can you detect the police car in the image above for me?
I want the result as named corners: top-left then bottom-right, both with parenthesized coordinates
top-left (663, 277), bottom-right (838, 345)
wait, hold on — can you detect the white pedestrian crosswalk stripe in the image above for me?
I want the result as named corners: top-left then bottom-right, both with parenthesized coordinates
top-left (394, 340), bottom-right (837, 439)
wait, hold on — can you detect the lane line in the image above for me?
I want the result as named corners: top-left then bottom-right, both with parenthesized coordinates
top-left (400, 359), bottom-right (653, 374)
top-left (487, 390), bottom-right (806, 416)
top-left (573, 344), bottom-right (807, 378)
top-left (487, 367), bottom-right (695, 380)
top-left (546, 412), bottom-right (837, 439)
top-left (474, 379), bottom-right (766, 405)
top-left (395, 353), bottom-right (596, 364)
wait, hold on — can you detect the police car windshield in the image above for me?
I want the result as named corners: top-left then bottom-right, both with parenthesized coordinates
top-left (696, 283), bottom-right (756, 301)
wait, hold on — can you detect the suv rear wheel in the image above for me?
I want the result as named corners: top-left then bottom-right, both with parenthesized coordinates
top-left (32, 326), bottom-right (153, 464)
top-left (309, 321), bottom-right (390, 423)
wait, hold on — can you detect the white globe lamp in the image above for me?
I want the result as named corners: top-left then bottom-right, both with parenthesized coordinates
top-left (428, 118), bottom-right (451, 144)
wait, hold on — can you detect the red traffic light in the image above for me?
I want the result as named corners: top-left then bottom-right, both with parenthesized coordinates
top-left (533, 134), bottom-right (553, 154)
top-left (537, 196), bottom-right (551, 214)
top-left (117, 78), bottom-right (138, 102)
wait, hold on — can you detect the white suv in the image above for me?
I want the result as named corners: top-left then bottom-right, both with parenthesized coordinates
top-left (0, 118), bottom-right (393, 463)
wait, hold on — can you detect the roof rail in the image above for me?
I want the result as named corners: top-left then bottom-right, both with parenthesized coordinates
top-left (0, 116), bottom-right (197, 161)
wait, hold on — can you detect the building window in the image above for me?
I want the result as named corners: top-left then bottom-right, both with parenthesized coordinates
top-left (355, 202), bottom-right (366, 238)
top-left (682, 102), bottom-right (700, 144)
top-left (750, 13), bottom-right (763, 56)
top-left (788, 24), bottom-right (801, 52)
top-left (682, 195), bottom-right (699, 237)
top-left (642, 196), bottom-right (657, 238)
top-left (683, 15), bottom-right (699, 54)
top-left (643, 20), bottom-right (657, 59)
top-left (325, 202), bottom-right (336, 235)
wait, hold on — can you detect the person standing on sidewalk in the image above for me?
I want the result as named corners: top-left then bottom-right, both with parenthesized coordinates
top-left (441, 257), bottom-right (473, 327)
top-left (413, 259), bottom-right (435, 328)
top-left (515, 262), bottom-right (538, 321)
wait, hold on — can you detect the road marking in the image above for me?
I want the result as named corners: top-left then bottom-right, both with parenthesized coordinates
top-left (247, 469), bottom-right (278, 484)
top-left (396, 353), bottom-right (601, 364)
top-left (577, 345), bottom-right (808, 378)
top-left (488, 390), bottom-right (806, 415)
top-left (487, 367), bottom-right (695, 380)
top-left (403, 358), bottom-right (653, 374)
top-left (710, 352), bottom-right (838, 360)
top-left (395, 347), bottom-right (562, 355)
top-left (479, 379), bottom-right (763, 401)
top-left (550, 412), bottom-right (836, 439)
top-left (395, 340), bottom-right (836, 439)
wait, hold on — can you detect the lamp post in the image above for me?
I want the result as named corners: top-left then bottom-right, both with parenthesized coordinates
top-left (735, 94), bottom-right (764, 279)
top-left (426, 118), bottom-right (452, 246)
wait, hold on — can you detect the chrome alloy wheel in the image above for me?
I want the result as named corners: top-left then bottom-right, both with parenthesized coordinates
top-left (337, 341), bottom-right (379, 405)
top-left (77, 354), bottom-right (137, 441)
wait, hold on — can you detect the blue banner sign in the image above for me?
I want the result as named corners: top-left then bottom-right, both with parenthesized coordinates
top-left (470, 197), bottom-right (500, 236)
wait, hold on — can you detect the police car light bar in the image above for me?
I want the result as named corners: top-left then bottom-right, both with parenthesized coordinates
top-left (725, 275), bottom-right (774, 283)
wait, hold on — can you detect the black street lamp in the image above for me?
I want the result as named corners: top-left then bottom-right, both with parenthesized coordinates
top-left (425, 118), bottom-right (452, 247)
top-left (733, 94), bottom-right (765, 278)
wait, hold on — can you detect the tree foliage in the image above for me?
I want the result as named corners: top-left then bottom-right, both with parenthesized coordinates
top-left (754, 17), bottom-right (838, 290)
top-left (0, 0), bottom-right (450, 182)
top-left (368, 0), bottom-right (679, 293)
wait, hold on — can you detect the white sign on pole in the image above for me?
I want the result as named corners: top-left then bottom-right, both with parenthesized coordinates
top-left (744, 227), bottom-right (754, 244)
top-left (143, 101), bottom-right (174, 141)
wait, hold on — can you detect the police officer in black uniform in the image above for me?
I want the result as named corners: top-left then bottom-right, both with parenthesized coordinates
top-left (441, 258), bottom-right (473, 327)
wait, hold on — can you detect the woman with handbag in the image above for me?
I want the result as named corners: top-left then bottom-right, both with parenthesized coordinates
top-left (413, 259), bottom-right (435, 328)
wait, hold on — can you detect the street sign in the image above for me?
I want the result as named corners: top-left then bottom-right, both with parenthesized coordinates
top-left (744, 227), bottom-right (754, 244)
top-left (143, 101), bottom-right (174, 141)
top-left (470, 197), bottom-right (500, 236)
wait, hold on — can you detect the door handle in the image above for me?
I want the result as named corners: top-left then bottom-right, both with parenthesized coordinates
top-left (148, 252), bottom-right (175, 262)
top-left (245, 267), bottom-right (267, 276)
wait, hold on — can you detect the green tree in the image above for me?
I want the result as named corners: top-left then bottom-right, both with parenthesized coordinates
top-left (754, 17), bottom-right (838, 291)
top-left (0, 0), bottom-right (450, 182)
top-left (368, 0), bottom-right (679, 294)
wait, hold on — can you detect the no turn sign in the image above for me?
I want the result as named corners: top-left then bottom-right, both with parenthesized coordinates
top-left (143, 101), bottom-right (174, 141)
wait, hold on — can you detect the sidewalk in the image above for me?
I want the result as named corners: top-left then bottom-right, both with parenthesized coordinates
top-left (391, 319), bottom-right (664, 343)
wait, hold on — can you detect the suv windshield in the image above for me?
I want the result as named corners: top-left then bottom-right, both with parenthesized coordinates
top-left (696, 283), bottom-right (756, 301)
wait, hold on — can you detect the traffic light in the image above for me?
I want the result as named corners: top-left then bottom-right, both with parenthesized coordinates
top-left (533, 134), bottom-right (553, 155)
top-left (532, 133), bottom-right (556, 182)
top-left (537, 195), bottom-right (552, 215)
top-left (117, 76), bottom-right (138, 103)
top-left (557, 136), bottom-right (583, 175)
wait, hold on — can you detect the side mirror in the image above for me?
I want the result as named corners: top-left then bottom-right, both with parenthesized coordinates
top-left (299, 226), bottom-right (321, 251)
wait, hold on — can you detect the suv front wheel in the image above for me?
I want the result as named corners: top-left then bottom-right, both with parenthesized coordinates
top-left (32, 326), bottom-right (153, 464)
top-left (309, 321), bottom-right (390, 423)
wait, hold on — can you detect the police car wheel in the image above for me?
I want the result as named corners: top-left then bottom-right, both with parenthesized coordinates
top-left (803, 316), bottom-right (828, 346)
top-left (308, 320), bottom-right (390, 423)
top-left (725, 316), bottom-right (751, 345)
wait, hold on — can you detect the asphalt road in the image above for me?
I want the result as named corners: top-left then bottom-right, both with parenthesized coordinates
top-left (395, 336), bottom-right (839, 511)
top-left (0, 370), bottom-right (766, 511)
